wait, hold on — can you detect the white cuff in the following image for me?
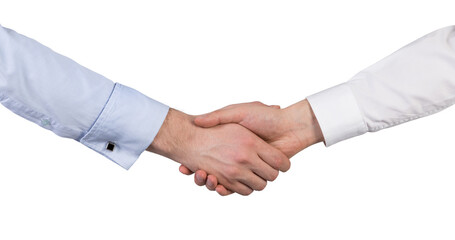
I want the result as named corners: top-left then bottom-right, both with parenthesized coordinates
top-left (79, 83), bottom-right (169, 169)
top-left (307, 83), bottom-right (367, 146)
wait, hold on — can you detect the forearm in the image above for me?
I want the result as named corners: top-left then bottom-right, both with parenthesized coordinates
top-left (307, 25), bottom-right (455, 146)
top-left (147, 108), bottom-right (194, 163)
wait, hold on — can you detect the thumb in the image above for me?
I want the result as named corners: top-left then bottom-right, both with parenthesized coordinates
top-left (194, 108), bottom-right (244, 128)
top-left (193, 112), bottom-right (222, 127)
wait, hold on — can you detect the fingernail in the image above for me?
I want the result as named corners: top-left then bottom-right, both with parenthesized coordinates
top-left (196, 174), bottom-right (203, 182)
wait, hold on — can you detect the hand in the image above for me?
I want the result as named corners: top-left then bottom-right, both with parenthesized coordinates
top-left (179, 100), bottom-right (323, 195)
top-left (147, 108), bottom-right (290, 196)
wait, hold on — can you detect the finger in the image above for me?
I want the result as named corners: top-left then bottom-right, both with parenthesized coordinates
top-left (257, 140), bottom-right (291, 172)
top-left (206, 175), bottom-right (218, 191)
top-left (269, 105), bottom-right (281, 109)
top-left (194, 108), bottom-right (245, 128)
top-left (215, 185), bottom-right (234, 196)
top-left (179, 165), bottom-right (193, 175)
top-left (239, 171), bottom-right (267, 192)
top-left (230, 182), bottom-right (254, 196)
top-left (250, 156), bottom-right (279, 181)
top-left (217, 172), bottom-right (255, 195)
top-left (194, 170), bottom-right (207, 186)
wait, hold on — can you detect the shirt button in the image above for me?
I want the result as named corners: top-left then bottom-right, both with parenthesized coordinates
top-left (40, 119), bottom-right (50, 126)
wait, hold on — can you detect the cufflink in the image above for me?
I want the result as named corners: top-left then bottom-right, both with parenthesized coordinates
top-left (106, 141), bottom-right (115, 151)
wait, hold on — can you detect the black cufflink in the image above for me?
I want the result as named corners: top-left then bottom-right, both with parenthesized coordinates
top-left (106, 142), bottom-right (115, 151)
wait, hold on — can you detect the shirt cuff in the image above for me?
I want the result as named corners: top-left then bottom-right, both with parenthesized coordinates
top-left (79, 83), bottom-right (169, 169)
top-left (306, 83), bottom-right (368, 146)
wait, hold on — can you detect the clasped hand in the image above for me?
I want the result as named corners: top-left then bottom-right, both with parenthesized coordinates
top-left (148, 100), bottom-right (323, 196)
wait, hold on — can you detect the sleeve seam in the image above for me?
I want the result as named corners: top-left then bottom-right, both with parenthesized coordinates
top-left (0, 92), bottom-right (80, 138)
top-left (370, 97), bottom-right (455, 131)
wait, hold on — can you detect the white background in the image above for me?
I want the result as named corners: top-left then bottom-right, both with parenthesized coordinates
top-left (0, 0), bottom-right (454, 239)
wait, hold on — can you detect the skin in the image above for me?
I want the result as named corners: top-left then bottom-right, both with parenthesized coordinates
top-left (179, 99), bottom-right (324, 196)
top-left (147, 108), bottom-right (291, 196)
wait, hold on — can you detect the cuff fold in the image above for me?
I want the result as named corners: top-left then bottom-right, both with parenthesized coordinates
top-left (79, 83), bottom-right (169, 169)
top-left (307, 83), bottom-right (367, 146)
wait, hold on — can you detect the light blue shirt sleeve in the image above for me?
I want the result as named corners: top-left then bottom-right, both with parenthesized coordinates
top-left (0, 25), bottom-right (169, 169)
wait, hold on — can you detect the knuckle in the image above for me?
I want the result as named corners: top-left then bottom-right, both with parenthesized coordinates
top-left (225, 166), bottom-right (241, 178)
top-left (251, 101), bottom-right (264, 106)
top-left (234, 156), bottom-right (248, 165)
top-left (234, 152), bottom-right (250, 164)
top-left (241, 137), bottom-right (255, 147)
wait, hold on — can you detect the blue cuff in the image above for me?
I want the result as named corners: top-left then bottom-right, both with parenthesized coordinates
top-left (79, 83), bottom-right (169, 169)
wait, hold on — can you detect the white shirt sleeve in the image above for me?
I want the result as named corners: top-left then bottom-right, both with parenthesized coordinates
top-left (0, 25), bottom-right (169, 169)
top-left (307, 26), bottom-right (455, 146)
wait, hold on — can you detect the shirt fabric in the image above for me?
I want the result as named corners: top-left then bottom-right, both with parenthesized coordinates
top-left (307, 26), bottom-right (455, 146)
top-left (2, 25), bottom-right (454, 169)
top-left (0, 25), bottom-right (169, 169)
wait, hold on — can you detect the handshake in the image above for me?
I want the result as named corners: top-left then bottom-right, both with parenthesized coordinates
top-left (147, 99), bottom-right (324, 196)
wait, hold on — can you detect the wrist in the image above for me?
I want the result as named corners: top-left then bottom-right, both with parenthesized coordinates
top-left (146, 108), bottom-right (194, 162)
top-left (284, 99), bottom-right (323, 150)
